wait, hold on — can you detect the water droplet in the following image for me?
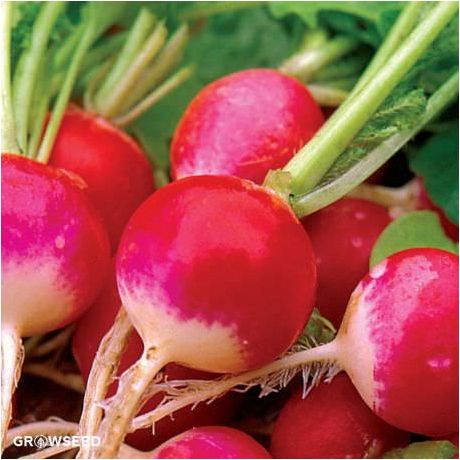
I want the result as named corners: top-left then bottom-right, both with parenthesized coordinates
top-left (55, 236), bottom-right (65, 249)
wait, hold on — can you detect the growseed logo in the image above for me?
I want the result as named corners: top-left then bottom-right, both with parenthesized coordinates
top-left (13, 435), bottom-right (101, 449)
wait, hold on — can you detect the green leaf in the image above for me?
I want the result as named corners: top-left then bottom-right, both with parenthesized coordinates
top-left (318, 86), bottom-right (427, 186)
top-left (269, 1), bottom-right (404, 46)
top-left (370, 211), bottom-right (458, 267)
top-left (383, 441), bottom-right (457, 459)
top-left (409, 125), bottom-right (459, 224)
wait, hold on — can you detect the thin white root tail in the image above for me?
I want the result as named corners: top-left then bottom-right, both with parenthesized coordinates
top-left (76, 307), bottom-right (133, 459)
top-left (1, 328), bottom-right (24, 451)
top-left (130, 340), bottom-right (340, 433)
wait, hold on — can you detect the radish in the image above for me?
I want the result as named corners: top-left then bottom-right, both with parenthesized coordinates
top-left (171, 69), bottom-right (324, 185)
top-left (151, 426), bottom-right (271, 459)
top-left (91, 174), bottom-right (316, 457)
top-left (50, 105), bottom-right (155, 250)
top-left (1, 154), bottom-right (110, 443)
top-left (72, 264), bottom-right (241, 450)
top-left (130, 248), bottom-right (458, 439)
top-left (301, 197), bottom-right (391, 327)
top-left (270, 374), bottom-right (409, 458)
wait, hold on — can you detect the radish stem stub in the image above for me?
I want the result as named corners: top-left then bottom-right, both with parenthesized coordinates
top-left (93, 174), bottom-right (317, 457)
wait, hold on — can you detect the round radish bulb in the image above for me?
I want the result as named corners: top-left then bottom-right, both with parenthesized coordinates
top-left (49, 105), bottom-right (155, 251)
top-left (301, 198), bottom-right (391, 327)
top-left (415, 178), bottom-right (458, 241)
top-left (151, 426), bottom-right (271, 459)
top-left (171, 69), bottom-right (324, 184)
top-left (337, 248), bottom-right (458, 436)
top-left (96, 174), bottom-right (316, 457)
top-left (117, 175), bottom-right (316, 373)
top-left (270, 375), bottom-right (409, 458)
top-left (1, 153), bottom-right (110, 444)
top-left (2, 153), bottom-right (110, 336)
top-left (73, 264), bottom-right (241, 450)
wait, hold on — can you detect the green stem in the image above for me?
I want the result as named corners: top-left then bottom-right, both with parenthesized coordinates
top-left (94, 9), bottom-right (155, 111)
top-left (314, 52), bottom-right (370, 82)
top-left (97, 22), bottom-right (168, 119)
top-left (118, 24), bottom-right (189, 113)
top-left (113, 66), bottom-right (194, 127)
top-left (352, 1), bottom-right (427, 94)
top-left (1, 1), bottom-right (19, 153)
top-left (307, 84), bottom-right (349, 107)
top-left (178, 1), bottom-right (264, 21)
top-left (12, 1), bottom-right (64, 154)
top-left (283, 1), bottom-right (458, 196)
top-left (298, 28), bottom-right (329, 51)
top-left (291, 72), bottom-right (459, 217)
top-left (280, 35), bottom-right (359, 82)
top-left (36, 23), bottom-right (95, 163)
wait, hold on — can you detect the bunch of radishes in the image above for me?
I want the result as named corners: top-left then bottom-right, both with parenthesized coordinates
top-left (2, 1), bottom-right (459, 459)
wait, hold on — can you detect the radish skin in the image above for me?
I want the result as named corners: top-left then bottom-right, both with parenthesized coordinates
top-left (50, 105), bottom-right (155, 251)
top-left (92, 174), bottom-right (316, 457)
top-left (151, 426), bottom-right (272, 459)
top-left (171, 69), bottom-right (324, 184)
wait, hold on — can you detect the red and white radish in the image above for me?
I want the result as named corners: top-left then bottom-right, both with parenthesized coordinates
top-left (132, 248), bottom-right (458, 439)
top-left (150, 426), bottom-right (271, 459)
top-left (270, 374), bottom-right (409, 458)
top-left (73, 264), bottom-right (241, 450)
top-left (92, 174), bottom-right (316, 457)
top-left (301, 197), bottom-right (391, 327)
top-left (171, 69), bottom-right (324, 185)
top-left (1, 153), bottom-right (110, 443)
top-left (50, 105), bottom-right (155, 251)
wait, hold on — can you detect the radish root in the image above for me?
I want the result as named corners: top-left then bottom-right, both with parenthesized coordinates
top-left (91, 347), bottom-right (165, 458)
top-left (130, 340), bottom-right (340, 433)
top-left (76, 307), bottom-right (132, 458)
top-left (1, 328), bottom-right (24, 450)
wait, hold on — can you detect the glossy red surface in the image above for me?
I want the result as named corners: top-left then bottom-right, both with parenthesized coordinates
top-left (152, 426), bottom-right (271, 459)
top-left (73, 266), bottom-right (241, 450)
top-left (2, 154), bottom-right (110, 336)
top-left (50, 105), bottom-right (155, 251)
top-left (359, 248), bottom-right (459, 436)
top-left (171, 69), bottom-right (324, 184)
top-left (270, 375), bottom-right (409, 459)
top-left (117, 175), bottom-right (317, 372)
top-left (301, 198), bottom-right (390, 327)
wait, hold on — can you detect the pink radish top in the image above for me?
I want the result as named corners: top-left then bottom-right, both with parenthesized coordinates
top-left (50, 105), bottom-right (155, 251)
top-left (2, 154), bottom-right (110, 336)
top-left (116, 175), bottom-right (316, 373)
top-left (340, 248), bottom-right (459, 436)
top-left (151, 426), bottom-right (271, 459)
top-left (171, 69), bottom-right (324, 184)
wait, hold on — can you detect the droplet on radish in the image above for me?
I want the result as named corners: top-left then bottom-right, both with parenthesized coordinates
top-left (171, 69), bottom-right (324, 184)
top-left (50, 105), bottom-right (155, 251)
top-left (151, 426), bottom-right (272, 459)
top-left (270, 375), bottom-right (409, 458)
